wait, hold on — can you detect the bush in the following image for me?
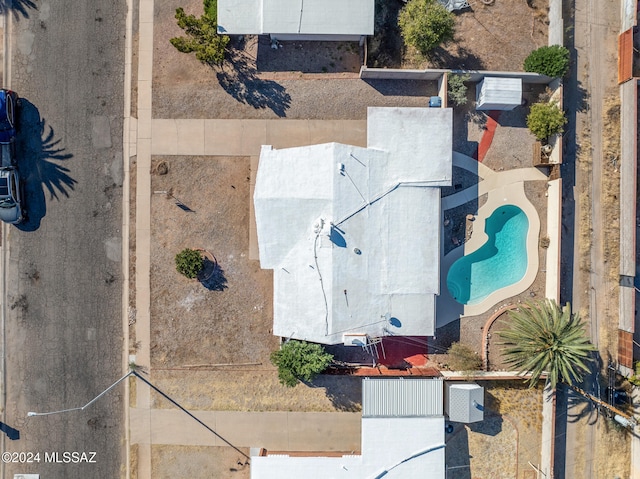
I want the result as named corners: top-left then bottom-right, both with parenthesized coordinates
top-left (526, 102), bottom-right (567, 141)
top-left (398, 0), bottom-right (455, 56)
top-left (446, 342), bottom-right (482, 371)
top-left (523, 45), bottom-right (570, 78)
top-left (170, 4), bottom-right (230, 66)
top-left (175, 248), bottom-right (204, 279)
top-left (270, 340), bottom-right (333, 387)
top-left (448, 73), bottom-right (471, 106)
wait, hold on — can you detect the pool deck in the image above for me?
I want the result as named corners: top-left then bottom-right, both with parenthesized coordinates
top-left (438, 152), bottom-right (553, 326)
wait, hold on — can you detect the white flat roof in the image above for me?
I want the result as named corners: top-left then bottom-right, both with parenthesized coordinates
top-left (251, 417), bottom-right (445, 478)
top-left (254, 108), bottom-right (452, 344)
top-left (218, 0), bottom-right (375, 35)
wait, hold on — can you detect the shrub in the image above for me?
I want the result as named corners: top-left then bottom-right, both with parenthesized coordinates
top-left (170, 3), bottom-right (230, 66)
top-left (175, 248), bottom-right (204, 279)
top-left (526, 102), bottom-right (567, 141)
top-left (398, 0), bottom-right (455, 56)
top-left (448, 73), bottom-right (471, 106)
top-left (523, 45), bottom-right (570, 78)
top-left (446, 342), bottom-right (482, 371)
top-left (270, 340), bottom-right (333, 387)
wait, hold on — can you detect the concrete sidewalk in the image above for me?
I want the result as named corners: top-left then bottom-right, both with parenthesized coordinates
top-left (151, 119), bottom-right (366, 156)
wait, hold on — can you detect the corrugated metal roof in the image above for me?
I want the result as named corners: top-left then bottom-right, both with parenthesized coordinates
top-left (362, 378), bottom-right (443, 417)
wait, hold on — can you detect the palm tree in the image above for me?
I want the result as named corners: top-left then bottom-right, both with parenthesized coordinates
top-left (498, 299), bottom-right (596, 388)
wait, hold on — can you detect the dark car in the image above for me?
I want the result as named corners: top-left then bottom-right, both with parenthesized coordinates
top-left (0, 167), bottom-right (24, 224)
top-left (0, 89), bottom-right (19, 143)
top-left (0, 89), bottom-right (19, 168)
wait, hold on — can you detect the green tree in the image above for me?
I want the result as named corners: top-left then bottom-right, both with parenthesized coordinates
top-left (170, 3), bottom-right (229, 66)
top-left (448, 73), bottom-right (471, 106)
top-left (270, 340), bottom-right (333, 387)
top-left (175, 248), bottom-right (204, 279)
top-left (498, 300), bottom-right (596, 389)
top-left (526, 102), bottom-right (567, 141)
top-left (446, 342), bottom-right (482, 371)
top-left (523, 45), bottom-right (570, 78)
top-left (398, 0), bottom-right (455, 56)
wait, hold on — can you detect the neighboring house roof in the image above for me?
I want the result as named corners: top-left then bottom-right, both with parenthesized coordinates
top-left (253, 107), bottom-right (452, 344)
top-left (217, 0), bottom-right (375, 36)
top-left (250, 378), bottom-right (445, 479)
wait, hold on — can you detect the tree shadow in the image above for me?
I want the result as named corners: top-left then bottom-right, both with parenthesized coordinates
top-left (15, 99), bottom-right (76, 231)
top-left (565, 386), bottom-right (599, 425)
top-left (198, 258), bottom-right (228, 291)
top-left (307, 374), bottom-right (362, 412)
top-left (0, 0), bottom-right (37, 20)
top-left (366, 0), bottom-right (403, 68)
top-left (216, 47), bottom-right (291, 117)
top-left (428, 46), bottom-right (486, 71)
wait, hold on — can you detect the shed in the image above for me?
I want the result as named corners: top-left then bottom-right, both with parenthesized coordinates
top-left (476, 77), bottom-right (522, 111)
top-left (444, 382), bottom-right (484, 423)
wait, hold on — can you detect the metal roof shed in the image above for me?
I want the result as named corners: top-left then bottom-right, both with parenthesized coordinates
top-left (444, 382), bottom-right (484, 423)
top-left (363, 377), bottom-right (443, 417)
top-left (476, 77), bottom-right (522, 111)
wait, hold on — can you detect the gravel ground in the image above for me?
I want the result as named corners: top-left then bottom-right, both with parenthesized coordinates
top-left (153, 0), bottom-right (438, 119)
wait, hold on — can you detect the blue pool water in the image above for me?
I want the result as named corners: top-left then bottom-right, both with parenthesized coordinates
top-left (446, 204), bottom-right (529, 305)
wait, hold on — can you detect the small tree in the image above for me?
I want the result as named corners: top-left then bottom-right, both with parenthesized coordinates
top-left (398, 0), bottom-right (455, 56)
top-left (447, 342), bottom-right (482, 371)
top-left (523, 45), bottom-right (570, 78)
top-left (448, 73), bottom-right (471, 106)
top-left (526, 102), bottom-right (567, 141)
top-left (498, 300), bottom-right (595, 389)
top-left (175, 248), bottom-right (204, 279)
top-left (270, 340), bottom-right (333, 387)
top-left (170, 1), bottom-right (230, 66)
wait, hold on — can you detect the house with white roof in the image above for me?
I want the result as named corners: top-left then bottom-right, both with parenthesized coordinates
top-left (253, 107), bottom-right (453, 345)
top-left (250, 377), bottom-right (446, 479)
top-left (217, 0), bottom-right (375, 41)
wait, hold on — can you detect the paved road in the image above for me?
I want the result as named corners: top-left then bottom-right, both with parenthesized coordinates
top-left (1, 1), bottom-right (126, 478)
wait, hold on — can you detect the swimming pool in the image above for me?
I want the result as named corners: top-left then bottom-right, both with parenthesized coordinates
top-left (446, 204), bottom-right (529, 305)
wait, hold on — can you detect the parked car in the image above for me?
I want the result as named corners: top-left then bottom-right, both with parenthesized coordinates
top-left (0, 138), bottom-right (16, 168)
top-left (0, 89), bottom-right (19, 143)
top-left (0, 167), bottom-right (24, 224)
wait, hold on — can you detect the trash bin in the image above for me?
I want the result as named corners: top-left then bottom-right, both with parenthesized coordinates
top-left (429, 96), bottom-right (442, 108)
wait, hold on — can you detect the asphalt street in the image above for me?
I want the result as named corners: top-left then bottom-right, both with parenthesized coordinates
top-left (0, 0), bottom-right (126, 478)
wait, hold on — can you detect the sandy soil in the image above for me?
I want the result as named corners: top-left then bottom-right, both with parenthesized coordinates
top-left (149, 156), bottom-right (276, 368)
top-left (151, 445), bottom-right (250, 479)
top-left (369, 0), bottom-right (549, 71)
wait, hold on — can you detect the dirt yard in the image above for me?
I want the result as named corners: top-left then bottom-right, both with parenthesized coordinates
top-left (368, 0), bottom-right (549, 71)
top-left (144, 155), bottom-right (363, 412)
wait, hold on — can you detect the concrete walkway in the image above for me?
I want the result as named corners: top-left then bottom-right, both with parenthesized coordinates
top-left (151, 118), bottom-right (366, 156)
top-left (129, 409), bottom-right (361, 451)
